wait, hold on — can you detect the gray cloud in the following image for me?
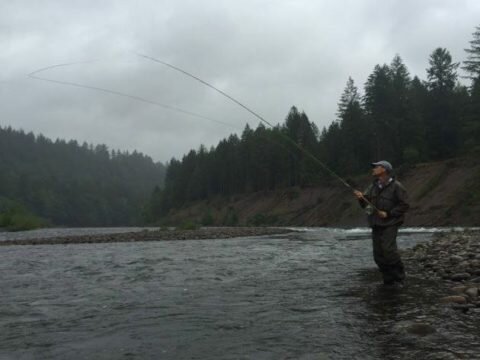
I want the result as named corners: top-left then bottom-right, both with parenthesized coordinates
top-left (1, 0), bottom-right (479, 162)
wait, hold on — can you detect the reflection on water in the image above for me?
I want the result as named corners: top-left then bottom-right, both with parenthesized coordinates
top-left (0, 228), bottom-right (478, 359)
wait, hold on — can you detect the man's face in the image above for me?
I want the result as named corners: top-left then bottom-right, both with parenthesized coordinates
top-left (372, 165), bottom-right (386, 177)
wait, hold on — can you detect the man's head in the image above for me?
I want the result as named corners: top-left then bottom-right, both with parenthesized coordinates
top-left (371, 160), bottom-right (393, 178)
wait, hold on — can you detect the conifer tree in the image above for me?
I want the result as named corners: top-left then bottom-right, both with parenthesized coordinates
top-left (425, 48), bottom-right (460, 158)
top-left (462, 25), bottom-right (480, 79)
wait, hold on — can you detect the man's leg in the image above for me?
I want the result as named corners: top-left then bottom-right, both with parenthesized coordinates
top-left (372, 227), bottom-right (395, 284)
top-left (381, 225), bottom-right (405, 282)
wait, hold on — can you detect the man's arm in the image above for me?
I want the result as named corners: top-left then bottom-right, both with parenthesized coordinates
top-left (389, 183), bottom-right (409, 217)
top-left (353, 186), bottom-right (371, 209)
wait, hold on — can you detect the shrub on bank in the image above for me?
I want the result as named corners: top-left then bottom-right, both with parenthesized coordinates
top-left (178, 220), bottom-right (199, 230)
top-left (201, 211), bottom-right (215, 226)
top-left (0, 205), bottom-right (47, 231)
top-left (222, 207), bottom-right (239, 226)
top-left (247, 212), bottom-right (279, 226)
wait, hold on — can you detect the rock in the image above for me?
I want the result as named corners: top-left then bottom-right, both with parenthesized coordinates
top-left (465, 287), bottom-right (479, 300)
top-left (450, 254), bottom-right (464, 262)
top-left (440, 295), bottom-right (467, 304)
top-left (451, 303), bottom-right (476, 311)
top-left (470, 260), bottom-right (480, 268)
top-left (451, 286), bottom-right (468, 294)
top-left (437, 269), bottom-right (447, 278)
top-left (450, 272), bottom-right (471, 281)
top-left (406, 323), bottom-right (436, 336)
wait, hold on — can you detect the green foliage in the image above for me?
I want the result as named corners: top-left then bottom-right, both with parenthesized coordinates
top-left (0, 205), bottom-right (47, 231)
top-left (0, 127), bottom-right (166, 226)
top-left (462, 25), bottom-right (480, 78)
top-left (247, 212), bottom-right (279, 226)
top-left (201, 210), bottom-right (215, 226)
top-left (222, 207), bottom-right (239, 226)
top-left (178, 220), bottom-right (199, 230)
top-left (402, 147), bottom-right (421, 164)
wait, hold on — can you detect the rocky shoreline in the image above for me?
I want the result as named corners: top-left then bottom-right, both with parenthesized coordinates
top-left (0, 227), bottom-right (296, 246)
top-left (402, 230), bottom-right (480, 313)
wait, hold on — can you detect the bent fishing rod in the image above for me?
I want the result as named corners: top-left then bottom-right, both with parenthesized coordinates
top-left (135, 52), bottom-right (380, 211)
top-left (29, 55), bottom-right (380, 212)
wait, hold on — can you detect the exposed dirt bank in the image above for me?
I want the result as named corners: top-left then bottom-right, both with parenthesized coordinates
top-left (162, 157), bottom-right (480, 227)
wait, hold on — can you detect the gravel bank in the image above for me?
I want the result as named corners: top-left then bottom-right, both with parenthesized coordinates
top-left (0, 227), bottom-right (296, 246)
top-left (402, 230), bottom-right (480, 313)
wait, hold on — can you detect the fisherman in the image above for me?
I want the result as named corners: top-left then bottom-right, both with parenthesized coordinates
top-left (353, 161), bottom-right (409, 286)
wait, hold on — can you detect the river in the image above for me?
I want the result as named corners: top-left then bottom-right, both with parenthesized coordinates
top-left (0, 227), bottom-right (478, 359)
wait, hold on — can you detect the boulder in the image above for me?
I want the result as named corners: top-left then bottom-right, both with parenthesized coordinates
top-left (465, 287), bottom-right (479, 300)
top-left (440, 295), bottom-right (467, 304)
top-left (450, 273), bottom-right (471, 281)
top-left (406, 323), bottom-right (436, 336)
top-left (451, 303), bottom-right (476, 311)
top-left (450, 286), bottom-right (468, 294)
top-left (450, 255), bottom-right (463, 263)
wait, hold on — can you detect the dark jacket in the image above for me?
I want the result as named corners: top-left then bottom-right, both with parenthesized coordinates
top-left (359, 178), bottom-right (409, 227)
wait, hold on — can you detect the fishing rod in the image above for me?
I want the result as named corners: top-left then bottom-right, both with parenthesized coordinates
top-left (28, 61), bottom-right (237, 129)
top-left (135, 53), bottom-right (351, 187)
top-left (135, 53), bottom-right (381, 209)
top-left (29, 55), bottom-right (380, 212)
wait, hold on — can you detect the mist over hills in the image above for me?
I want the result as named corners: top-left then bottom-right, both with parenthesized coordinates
top-left (0, 126), bottom-right (165, 226)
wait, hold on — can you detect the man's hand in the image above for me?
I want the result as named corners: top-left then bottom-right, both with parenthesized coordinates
top-left (377, 210), bottom-right (388, 218)
top-left (353, 190), bottom-right (364, 200)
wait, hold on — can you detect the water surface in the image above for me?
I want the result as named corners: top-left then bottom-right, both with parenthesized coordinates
top-left (0, 228), bottom-right (478, 359)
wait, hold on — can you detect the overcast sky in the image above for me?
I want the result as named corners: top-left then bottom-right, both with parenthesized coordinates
top-left (1, 0), bottom-right (479, 162)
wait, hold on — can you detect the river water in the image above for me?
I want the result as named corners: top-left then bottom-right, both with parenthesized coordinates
top-left (0, 228), bottom-right (478, 359)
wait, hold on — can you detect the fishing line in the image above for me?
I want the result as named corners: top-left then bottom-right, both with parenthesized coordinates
top-left (28, 61), bottom-right (238, 129)
top-left (28, 59), bottom-right (301, 163)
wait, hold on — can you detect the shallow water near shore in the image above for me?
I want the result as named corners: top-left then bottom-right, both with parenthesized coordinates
top-left (0, 228), bottom-right (478, 359)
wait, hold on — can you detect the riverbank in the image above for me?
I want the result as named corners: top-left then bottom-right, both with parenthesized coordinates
top-left (402, 230), bottom-right (480, 312)
top-left (160, 157), bottom-right (480, 227)
top-left (0, 226), bottom-right (296, 246)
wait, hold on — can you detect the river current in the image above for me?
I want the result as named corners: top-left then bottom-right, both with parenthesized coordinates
top-left (0, 228), bottom-right (478, 359)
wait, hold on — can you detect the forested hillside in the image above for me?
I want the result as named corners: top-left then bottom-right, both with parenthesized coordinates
top-left (0, 127), bottom-right (165, 226)
top-left (149, 26), bottom-right (480, 222)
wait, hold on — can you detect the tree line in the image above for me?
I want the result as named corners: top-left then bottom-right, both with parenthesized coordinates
top-left (149, 26), bottom-right (480, 220)
top-left (0, 127), bottom-right (165, 226)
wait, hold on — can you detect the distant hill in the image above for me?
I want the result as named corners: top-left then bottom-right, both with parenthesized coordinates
top-left (0, 126), bottom-right (165, 226)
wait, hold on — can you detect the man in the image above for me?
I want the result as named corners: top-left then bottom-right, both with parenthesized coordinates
top-left (353, 161), bottom-right (409, 286)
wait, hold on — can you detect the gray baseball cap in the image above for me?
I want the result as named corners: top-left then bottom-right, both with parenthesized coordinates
top-left (371, 160), bottom-right (393, 172)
